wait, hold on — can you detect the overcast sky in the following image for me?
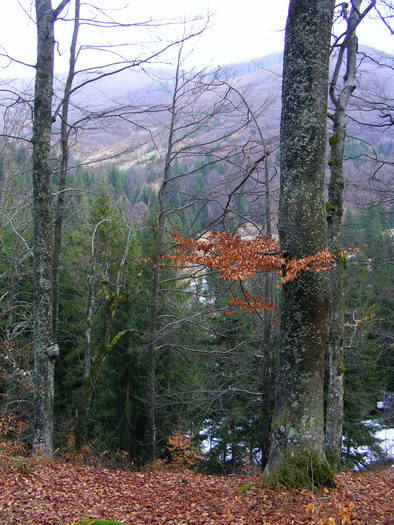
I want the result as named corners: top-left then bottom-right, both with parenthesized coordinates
top-left (0, 0), bottom-right (393, 77)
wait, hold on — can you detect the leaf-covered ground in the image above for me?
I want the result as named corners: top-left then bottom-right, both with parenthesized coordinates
top-left (0, 459), bottom-right (393, 524)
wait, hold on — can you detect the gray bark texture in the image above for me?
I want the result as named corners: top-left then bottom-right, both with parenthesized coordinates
top-left (32, 0), bottom-right (70, 454)
top-left (262, 0), bottom-right (336, 488)
top-left (0, 157), bottom-right (6, 208)
top-left (32, 0), bottom-right (57, 454)
top-left (325, 0), bottom-right (376, 471)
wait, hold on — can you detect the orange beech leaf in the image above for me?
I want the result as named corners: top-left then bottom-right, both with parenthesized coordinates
top-left (168, 231), bottom-right (359, 312)
top-left (227, 298), bottom-right (277, 313)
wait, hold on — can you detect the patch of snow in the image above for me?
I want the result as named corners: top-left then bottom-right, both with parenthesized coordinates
top-left (352, 421), bottom-right (394, 469)
top-left (375, 427), bottom-right (394, 459)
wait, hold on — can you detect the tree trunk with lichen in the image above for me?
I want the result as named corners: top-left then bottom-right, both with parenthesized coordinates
top-left (262, 0), bottom-right (335, 489)
top-left (32, 0), bottom-right (58, 455)
top-left (76, 282), bottom-right (126, 449)
top-left (32, 0), bottom-right (71, 455)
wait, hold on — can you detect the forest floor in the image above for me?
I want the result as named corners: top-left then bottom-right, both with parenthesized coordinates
top-left (0, 458), bottom-right (393, 525)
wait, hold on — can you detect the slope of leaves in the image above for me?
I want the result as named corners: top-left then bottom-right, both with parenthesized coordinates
top-left (0, 458), bottom-right (392, 524)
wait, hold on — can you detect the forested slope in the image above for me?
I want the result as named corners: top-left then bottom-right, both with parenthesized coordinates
top-left (0, 1), bottom-right (393, 483)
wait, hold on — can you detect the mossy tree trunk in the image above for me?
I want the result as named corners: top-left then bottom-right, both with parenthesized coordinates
top-left (75, 217), bottom-right (129, 450)
top-left (32, 0), bottom-right (71, 454)
top-left (262, 0), bottom-right (335, 489)
top-left (76, 283), bottom-right (127, 449)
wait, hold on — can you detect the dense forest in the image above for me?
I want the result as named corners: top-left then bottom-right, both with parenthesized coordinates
top-left (0, 0), bottom-right (393, 502)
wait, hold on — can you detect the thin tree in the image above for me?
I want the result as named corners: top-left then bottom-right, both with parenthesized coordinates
top-left (75, 214), bottom-right (130, 449)
top-left (218, 82), bottom-right (279, 469)
top-left (144, 46), bottom-right (260, 461)
top-left (325, 0), bottom-right (377, 470)
top-left (52, 0), bottom-right (80, 337)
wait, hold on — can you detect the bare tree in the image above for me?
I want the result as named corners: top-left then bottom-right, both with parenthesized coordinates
top-left (49, 6), bottom-right (211, 344)
top-left (52, 0), bottom-right (80, 337)
top-left (215, 81), bottom-right (280, 469)
top-left (325, 0), bottom-right (377, 471)
top-left (143, 44), bottom-right (270, 460)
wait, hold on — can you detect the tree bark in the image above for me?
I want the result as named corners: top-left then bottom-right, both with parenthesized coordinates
top-left (260, 153), bottom-right (275, 470)
top-left (0, 156), bottom-right (6, 209)
top-left (324, 0), bottom-right (376, 471)
top-left (262, 0), bottom-right (335, 488)
top-left (76, 282), bottom-right (126, 449)
top-left (32, 0), bottom-right (70, 454)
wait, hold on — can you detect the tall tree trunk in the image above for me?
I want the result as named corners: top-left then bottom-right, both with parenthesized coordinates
top-left (53, 0), bottom-right (80, 337)
top-left (32, 0), bottom-right (71, 454)
top-left (262, 0), bottom-right (335, 488)
top-left (146, 117), bottom-right (172, 463)
top-left (32, 0), bottom-right (57, 455)
top-left (324, 0), bottom-right (376, 471)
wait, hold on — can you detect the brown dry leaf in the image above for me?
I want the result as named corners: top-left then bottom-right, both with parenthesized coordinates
top-left (0, 460), bottom-right (392, 524)
top-left (305, 502), bottom-right (316, 514)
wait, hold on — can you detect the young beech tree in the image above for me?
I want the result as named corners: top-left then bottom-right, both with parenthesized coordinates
top-left (171, 233), bottom-right (345, 308)
top-left (172, 0), bottom-right (338, 488)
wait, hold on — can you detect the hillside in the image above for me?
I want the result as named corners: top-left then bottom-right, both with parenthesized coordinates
top-left (58, 46), bottom-right (394, 226)
top-left (68, 47), bottom-right (393, 150)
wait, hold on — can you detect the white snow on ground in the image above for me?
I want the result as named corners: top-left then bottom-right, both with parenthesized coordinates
top-left (371, 426), bottom-right (394, 460)
top-left (355, 422), bottom-right (394, 467)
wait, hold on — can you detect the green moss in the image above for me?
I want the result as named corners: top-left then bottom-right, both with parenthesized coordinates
top-left (238, 482), bottom-right (257, 493)
top-left (337, 364), bottom-right (346, 375)
top-left (332, 250), bottom-right (348, 269)
top-left (262, 449), bottom-right (336, 490)
top-left (72, 520), bottom-right (127, 525)
top-left (327, 156), bottom-right (335, 166)
top-left (328, 134), bottom-right (340, 146)
top-left (326, 202), bottom-right (336, 212)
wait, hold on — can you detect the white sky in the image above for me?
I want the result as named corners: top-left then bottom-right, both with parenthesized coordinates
top-left (0, 0), bottom-right (392, 77)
